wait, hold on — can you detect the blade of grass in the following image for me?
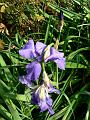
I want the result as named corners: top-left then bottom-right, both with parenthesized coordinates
top-left (44, 17), bottom-right (51, 44)
top-left (5, 99), bottom-right (22, 120)
top-left (0, 105), bottom-right (12, 120)
top-left (0, 55), bottom-right (14, 81)
top-left (67, 47), bottom-right (90, 61)
top-left (66, 62), bottom-right (87, 68)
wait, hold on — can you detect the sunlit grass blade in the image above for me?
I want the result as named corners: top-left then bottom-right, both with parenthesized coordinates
top-left (0, 55), bottom-right (14, 81)
top-left (66, 62), bottom-right (87, 68)
top-left (5, 99), bottom-right (22, 120)
top-left (0, 105), bottom-right (12, 120)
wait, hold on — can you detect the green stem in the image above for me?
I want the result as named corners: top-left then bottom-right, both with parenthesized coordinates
top-left (56, 31), bottom-right (61, 88)
top-left (42, 61), bottom-right (45, 72)
top-left (58, 32), bottom-right (61, 41)
top-left (56, 65), bottom-right (58, 88)
top-left (44, 17), bottom-right (51, 44)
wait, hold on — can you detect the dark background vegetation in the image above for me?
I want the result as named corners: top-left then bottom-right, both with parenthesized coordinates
top-left (0, 0), bottom-right (90, 120)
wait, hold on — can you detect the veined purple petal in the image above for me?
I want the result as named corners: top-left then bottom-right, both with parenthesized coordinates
top-left (48, 107), bottom-right (54, 115)
top-left (46, 97), bottom-right (53, 106)
top-left (39, 97), bottom-right (54, 115)
top-left (39, 96), bottom-right (54, 115)
top-left (36, 55), bottom-right (43, 62)
top-left (31, 92), bottom-right (39, 104)
top-left (26, 61), bottom-right (41, 81)
top-left (45, 47), bottom-right (64, 62)
top-left (35, 42), bottom-right (46, 55)
top-left (54, 58), bottom-right (66, 70)
top-left (48, 84), bottom-right (60, 94)
top-left (31, 84), bottom-right (54, 115)
top-left (19, 75), bottom-right (32, 87)
top-left (39, 100), bottom-right (49, 112)
top-left (19, 39), bottom-right (36, 59)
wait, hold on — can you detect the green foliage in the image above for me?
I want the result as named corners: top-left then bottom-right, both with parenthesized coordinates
top-left (0, 0), bottom-right (90, 120)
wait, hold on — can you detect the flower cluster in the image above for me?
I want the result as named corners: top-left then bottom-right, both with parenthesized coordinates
top-left (19, 39), bottom-right (65, 115)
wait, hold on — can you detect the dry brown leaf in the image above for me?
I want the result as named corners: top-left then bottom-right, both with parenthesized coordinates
top-left (0, 40), bottom-right (5, 50)
top-left (0, 23), bottom-right (9, 35)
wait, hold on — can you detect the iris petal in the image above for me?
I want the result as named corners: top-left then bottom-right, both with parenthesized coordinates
top-left (31, 85), bottom-right (54, 115)
top-left (45, 47), bottom-right (64, 62)
top-left (46, 97), bottom-right (53, 106)
top-left (45, 47), bottom-right (65, 70)
top-left (48, 107), bottom-right (54, 115)
top-left (19, 75), bottom-right (32, 87)
top-left (48, 84), bottom-right (60, 94)
top-left (26, 61), bottom-right (41, 81)
top-left (39, 100), bottom-right (48, 112)
top-left (35, 42), bottom-right (46, 55)
top-left (31, 92), bottom-right (39, 104)
top-left (54, 58), bottom-right (66, 70)
top-left (19, 39), bottom-right (36, 59)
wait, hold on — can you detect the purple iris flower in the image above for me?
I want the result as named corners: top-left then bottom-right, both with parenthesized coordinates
top-left (31, 84), bottom-right (60, 115)
top-left (19, 39), bottom-right (65, 86)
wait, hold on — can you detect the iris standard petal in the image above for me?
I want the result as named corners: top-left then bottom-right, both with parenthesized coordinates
top-left (19, 39), bottom-right (36, 59)
top-left (54, 58), bottom-right (66, 70)
top-left (35, 42), bottom-right (46, 55)
top-left (26, 61), bottom-right (41, 81)
top-left (45, 47), bottom-right (64, 62)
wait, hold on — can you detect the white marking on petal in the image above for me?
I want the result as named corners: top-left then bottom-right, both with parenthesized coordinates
top-left (44, 45), bottom-right (50, 60)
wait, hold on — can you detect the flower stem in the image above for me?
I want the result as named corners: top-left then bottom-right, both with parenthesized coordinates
top-left (56, 31), bottom-right (61, 88)
top-left (56, 64), bottom-right (58, 88)
top-left (42, 61), bottom-right (45, 72)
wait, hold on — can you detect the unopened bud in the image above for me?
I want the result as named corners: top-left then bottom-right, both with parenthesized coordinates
top-left (44, 45), bottom-right (50, 60)
top-left (58, 11), bottom-right (64, 32)
top-left (43, 71), bottom-right (50, 87)
top-left (54, 39), bottom-right (59, 50)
